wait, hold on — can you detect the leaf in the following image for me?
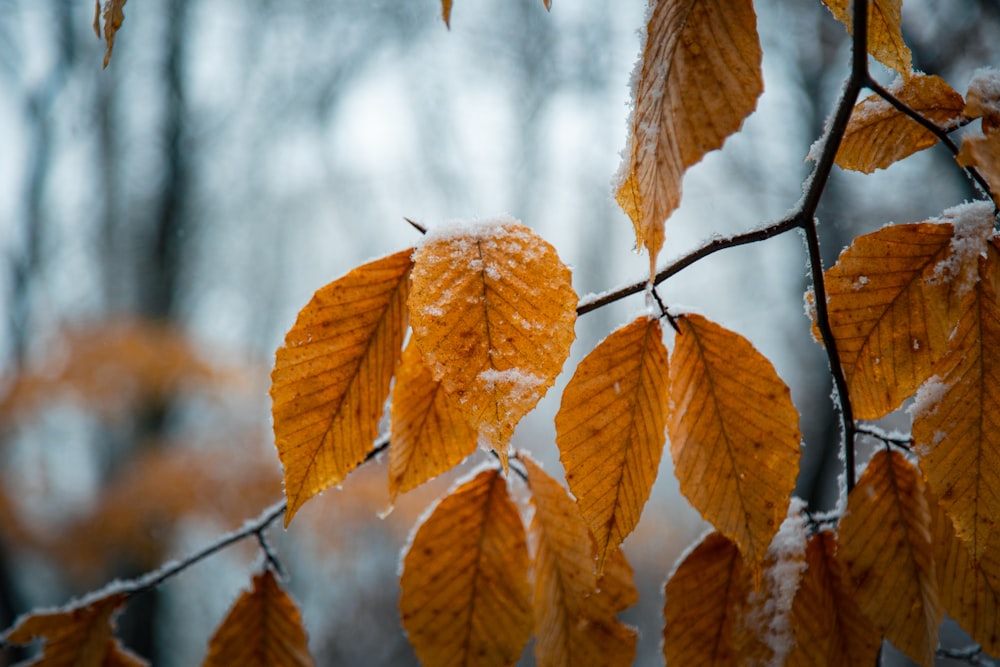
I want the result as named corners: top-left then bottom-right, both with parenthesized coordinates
top-left (555, 316), bottom-right (669, 571)
top-left (822, 0), bottom-right (911, 78)
top-left (667, 313), bottom-right (801, 580)
top-left (3, 593), bottom-right (146, 667)
top-left (95, 0), bottom-right (128, 68)
top-left (522, 455), bottom-right (637, 667)
top-left (408, 218), bottom-right (577, 469)
top-left (821, 219), bottom-right (976, 419)
top-left (932, 488), bottom-right (1000, 656)
top-left (663, 532), bottom-right (750, 666)
top-left (441, 0), bottom-right (452, 27)
top-left (388, 340), bottom-right (478, 501)
top-left (838, 450), bottom-right (941, 667)
top-left (271, 249), bottom-right (412, 525)
top-left (399, 467), bottom-right (532, 667)
top-left (202, 569), bottom-right (314, 667)
top-left (835, 74), bottom-right (965, 173)
top-left (914, 237), bottom-right (1000, 562)
top-left (965, 68), bottom-right (1000, 134)
top-left (615, 0), bottom-right (762, 277)
top-left (958, 133), bottom-right (1000, 207)
top-left (786, 531), bottom-right (881, 667)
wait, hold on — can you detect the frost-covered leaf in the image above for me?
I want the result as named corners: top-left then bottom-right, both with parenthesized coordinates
top-left (839, 450), bottom-right (941, 667)
top-left (408, 218), bottom-right (576, 469)
top-left (958, 133), bottom-right (1000, 207)
top-left (399, 467), bottom-right (532, 667)
top-left (522, 455), bottom-right (637, 667)
top-left (787, 531), bottom-right (881, 667)
top-left (94, 0), bottom-right (128, 68)
top-left (389, 340), bottom-right (477, 500)
top-left (915, 236), bottom-right (1000, 562)
top-left (965, 67), bottom-right (1000, 134)
top-left (202, 570), bottom-right (314, 667)
top-left (668, 314), bottom-right (801, 581)
top-left (823, 0), bottom-right (911, 78)
top-left (835, 74), bottom-right (965, 173)
top-left (820, 212), bottom-right (990, 419)
top-left (555, 316), bottom-right (669, 571)
top-left (3, 593), bottom-right (146, 667)
top-left (271, 249), bottom-right (411, 525)
top-left (615, 0), bottom-right (762, 278)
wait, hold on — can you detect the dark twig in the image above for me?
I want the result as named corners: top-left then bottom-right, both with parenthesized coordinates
top-left (256, 528), bottom-right (286, 579)
top-left (404, 217), bottom-right (428, 234)
top-left (856, 423), bottom-right (914, 450)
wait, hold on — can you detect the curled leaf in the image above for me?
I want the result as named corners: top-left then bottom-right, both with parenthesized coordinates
top-left (823, 0), bottom-right (911, 78)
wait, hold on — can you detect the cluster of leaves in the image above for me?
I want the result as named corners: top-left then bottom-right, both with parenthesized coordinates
top-left (5, 0), bottom-right (1000, 665)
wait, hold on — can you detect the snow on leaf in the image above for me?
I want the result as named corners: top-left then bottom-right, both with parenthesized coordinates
top-left (388, 340), bottom-right (478, 501)
top-left (915, 239), bottom-right (1000, 563)
top-left (667, 314), bottom-right (801, 582)
top-left (958, 133), bottom-right (1000, 207)
top-left (94, 0), bottom-right (128, 68)
top-left (522, 455), bottom-right (638, 667)
top-left (399, 467), bottom-right (532, 667)
top-left (555, 316), bottom-right (669, 572)
top-left (786, 531), bottom-right (881, 667)
top-left (835, 74), bottom-right (965, 173)
top-left (821, 221), bottom-right (972, 419)
top-left (838, 450), bottom-right (941, 667)
top-left (270, 249), bottom-right (411, 525)
top-left (614, 0), bottom-right (762, 279)
top-left (965, 67), bottom-right (1000, 134)
top-left (3, 593), bottom-right (146, 667)
top-left (408, 218), bottom-right (577, 470)
top-left (822, 0), bottom-right (911, 79)
top-left (202, 569), bottom-right (314, 667)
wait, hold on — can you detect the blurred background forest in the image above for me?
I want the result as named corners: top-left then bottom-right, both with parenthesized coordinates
top-left (1, 1), bottom-right (998, 665)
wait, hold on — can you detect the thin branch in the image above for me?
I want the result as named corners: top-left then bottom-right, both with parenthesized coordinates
top-left (856, 423), bottom-right (913, 449)
top-left (256, 529), bottom-right (287, 579)
top-left (404, 217), bottom-right (428, 234)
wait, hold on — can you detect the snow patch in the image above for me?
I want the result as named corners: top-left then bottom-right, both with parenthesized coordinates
top-left (967, 67), bottom-right (1000, 119)
top-left (928, 201), bottom-right (995, 295)
top-left (908, 375), bottom-right (948, 421)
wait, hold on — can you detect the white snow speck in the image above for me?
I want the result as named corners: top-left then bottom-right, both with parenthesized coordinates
top-left (908, 375), bottom-right (948, 422)
top-left (853, 275), bottom-right (869, 290)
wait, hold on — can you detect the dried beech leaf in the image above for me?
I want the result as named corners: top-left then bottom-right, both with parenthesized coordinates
top-left (523, 455), bottom-right (637, 667)
top-left (615, 0), bottom-right (762, 277)
top-left (823, 0), bottom-right (911, 78)
top-left (555, 316), bottom-right (669, 571)
top-left (822, 220), bottom-right (976, 419)
top-left (915, 237), bottom-right (1000, 561)
top-left (965, 68), bottom-right (1000, 133)
top-left (839, 450), bottom-right (941, 667)
top-left (96, 0), bottom-right (128, 68)
top-left (409, 219), bottom-right (577, 469)
top-left (668, 314), bottom-right (801, 580)
top-left (203, 570), bottom-right (314, 667)
top-left (271, 250), bottom-right (412, 525)
top-left (836, 74), bottom-right (965, 173)
top-left (441, 0), bottom-right (452, 27)
top-left (958, 133), bottom-right (1000, 207)
top-left (3, 593), bottom-right (146, 667)
top-left (389, 340), bottom-right (478, 500)
top-left (399, 468), bottom-right (532, 667)
top-left (786, 531), bottom-right (881, 667)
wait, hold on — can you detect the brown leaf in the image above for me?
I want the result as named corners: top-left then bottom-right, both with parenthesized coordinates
top-left (271, 249), bottom-right (412, 525)
top-left (667, 314), bottom-right (801, 580)
top-left (202, 570), bottom-right (314, 667)
top-left (399, 467), bottom-right (532, 667)
top-left (522, 455), bottom-right (637, 667)
top-left (388, 340), bottom-right (477, 501)
top-left (965, 69), bottom-right (1000, 134)
top-left (3, 593), bottom-right (146, 667)
top-left (835, 74), bottom-right (965, 173)
top-left (408, 219), bottom-right (576, 469)
top-left (915, 235), bottom-right (1000, 561)
top-left (821, 218), bottom-right (981, 419)
top-left (615, 0), bottom-right (762, 277)
top-left (555, 317), bottom-right (669, 571)
top-left (823, 0), bottom-right (911, 78)
top-left (441, 0), bottom-right (452, 28)
top-left (839, 450), bottom-right (941, 667)
top-left (786, 531), bottom-right (881, 667)
top-left (958, 133), bottom-right (1000, 207)
top-left (97, 0), bottom-right (128, 68)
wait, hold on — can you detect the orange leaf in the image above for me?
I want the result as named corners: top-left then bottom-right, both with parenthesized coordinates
top-left (555, 316), bottom-right (669, 571)
top-left (821, 217), bottom-right (985, 419)
top-left (839, 450), bottom-right (941, 667)
top-left (615, 0), bottom-right (762, 277)
top-left (958, 133), bottom-right (1000, 207)
top-left (389, 340), bottom-right (477, 501)
top-left (3, 593), bottom-right (146, 667)
top-left (965, 68), bottom-right (1000, 134)
top-left (522, 455), bottom-right (637, 667)
top-left (667, 314), bottom-right (801, 579)
top-left (915, 236), bottom-right (1000, 561)
top-left (202, 570), bottom-right (314, 667)
top-left (271, 249), bottom-right (412, 525)
top-left (835, 74), bottom-right (965, 173)
top-left (408, 219), bottom-right (577, 469)
top-left (786, 531), bottom-right (881, 667)
top-left (399, 467), bottom-right (532, 667)
top-left (95, 0), bottom-right (128, 68)
top-left (823, 0), bottom-right (911, 78)
top-left (441, 0), bottom-right (452, 28)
